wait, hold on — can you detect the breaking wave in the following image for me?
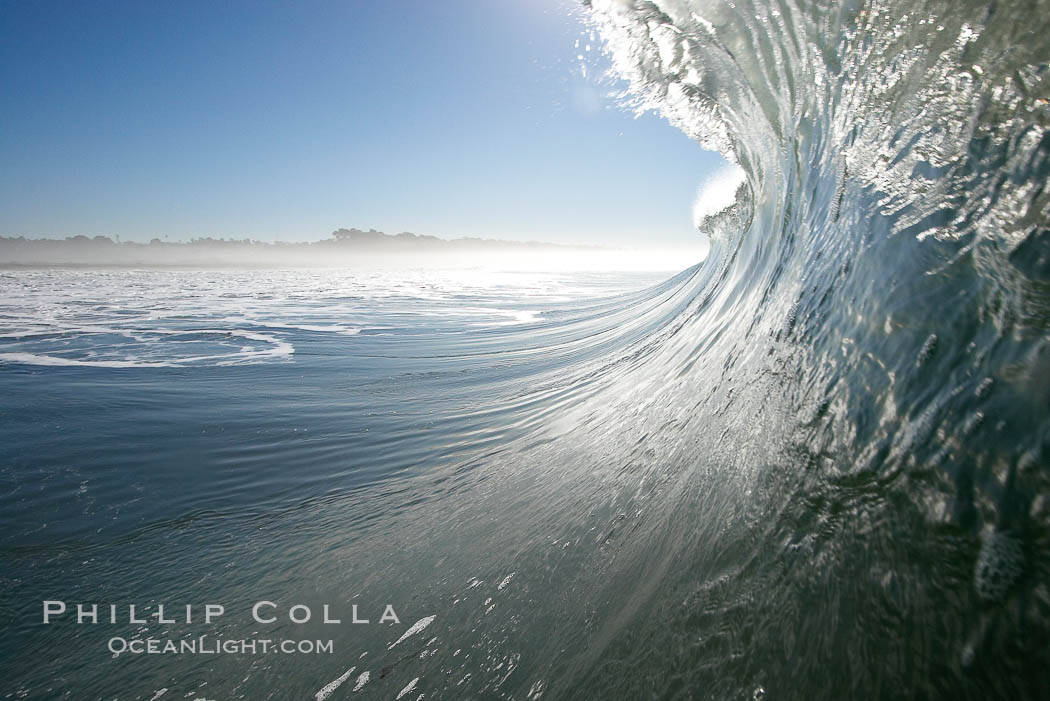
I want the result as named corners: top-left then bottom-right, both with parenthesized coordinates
top-left (533, 0), bottom-right (1050, 695)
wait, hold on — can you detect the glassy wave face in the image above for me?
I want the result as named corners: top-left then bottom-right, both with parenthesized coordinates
top-left (2, 2), bottom-right (1049, 700)
top-left (581, 0), bottom-right (1050, 696)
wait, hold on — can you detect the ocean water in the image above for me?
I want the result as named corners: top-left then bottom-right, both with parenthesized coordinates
top-left (0, 267), bottom-right (686, 698)
top-left (3, 0), bottom-right (1050, 698)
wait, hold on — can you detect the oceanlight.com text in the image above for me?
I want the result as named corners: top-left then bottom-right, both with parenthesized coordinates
top-left (108, 636), bottom-right (335, 655)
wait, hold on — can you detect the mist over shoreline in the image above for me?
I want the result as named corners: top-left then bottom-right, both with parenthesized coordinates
top-left (0, 227), bottom-right (708, 271)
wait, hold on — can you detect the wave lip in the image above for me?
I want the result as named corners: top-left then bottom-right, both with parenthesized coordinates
top-left (692, 162), bottom-right (747, 227)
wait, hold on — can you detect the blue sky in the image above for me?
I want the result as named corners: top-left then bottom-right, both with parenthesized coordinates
top-left (0, 0), bottom-right (725, 246)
